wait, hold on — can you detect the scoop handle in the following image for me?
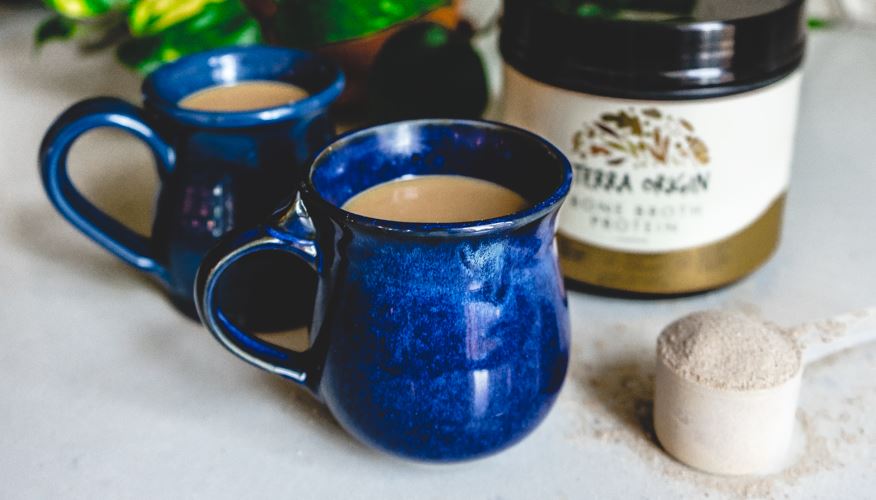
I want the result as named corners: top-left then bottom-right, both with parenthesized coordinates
top-left (799, 307), bottom-right (876, 365)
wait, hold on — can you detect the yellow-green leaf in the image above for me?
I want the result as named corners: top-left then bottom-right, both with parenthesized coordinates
top-left (118, 1), bottom-right (261, 73)
top-left (43, 0), bottom-right (127, 19)
top-left (128, 0), bottom-right (224, 36)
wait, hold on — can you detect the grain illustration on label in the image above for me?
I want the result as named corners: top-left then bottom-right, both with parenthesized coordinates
top-left (563, 107), bottom-right (713, 251)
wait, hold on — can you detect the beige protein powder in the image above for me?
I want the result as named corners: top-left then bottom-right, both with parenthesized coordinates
top-left (657, 310), bottom-right (801, 390)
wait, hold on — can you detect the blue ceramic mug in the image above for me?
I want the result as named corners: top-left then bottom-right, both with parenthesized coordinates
top-left (196, 120), bottom-right (573, 461)
top-left (40, 46), bottom-right (343, 325)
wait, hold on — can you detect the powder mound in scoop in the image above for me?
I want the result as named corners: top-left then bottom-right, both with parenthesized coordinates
top-left (657, 310), bottom-right (801, 390)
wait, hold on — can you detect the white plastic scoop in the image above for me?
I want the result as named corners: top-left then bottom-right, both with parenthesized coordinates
top-left (653, 307), bottom-right (876, 476)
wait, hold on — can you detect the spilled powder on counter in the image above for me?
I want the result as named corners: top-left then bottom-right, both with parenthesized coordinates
top-left (785, 316), bottom-right (849, 344)
top-left (568, 352), bottom-right (839, 499)
top-left (657, 310), bottom-right (801, 390)
top-left (562, 319), bottom-right (876, 499)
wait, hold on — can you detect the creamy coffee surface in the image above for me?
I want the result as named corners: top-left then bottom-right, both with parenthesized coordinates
top-left (179, 81), bottom-right (309, 112)
top-left (341, 175), bottom-right (530, 223)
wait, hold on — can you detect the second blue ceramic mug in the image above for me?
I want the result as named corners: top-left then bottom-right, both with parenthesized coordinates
top-left (40, 46), bottom-right (343, 326)
top-left (196, 120), bottom-right (572, 461)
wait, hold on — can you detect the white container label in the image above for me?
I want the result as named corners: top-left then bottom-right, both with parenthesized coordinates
top-left (502, 65), bottom-right (801, 253)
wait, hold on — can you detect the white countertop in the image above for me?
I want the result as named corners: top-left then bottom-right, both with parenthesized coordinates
top-left (2, 7), bottom-right (875, 499)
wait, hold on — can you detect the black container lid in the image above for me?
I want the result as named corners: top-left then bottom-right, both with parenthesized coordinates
top-left (500, 0), bottom-right (807, 99)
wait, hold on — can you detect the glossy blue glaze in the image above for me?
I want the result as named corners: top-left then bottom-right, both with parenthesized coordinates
top-left (40, 46), bottom-right (343, 325)
top-left (196, 120), bottom-right (572, 462)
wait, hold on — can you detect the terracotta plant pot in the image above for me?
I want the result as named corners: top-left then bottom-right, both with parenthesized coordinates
top-left (244, 1), bottom-right (459, 111)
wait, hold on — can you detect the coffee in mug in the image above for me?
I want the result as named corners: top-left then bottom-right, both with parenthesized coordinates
top-left (196, 120), bottom-right (573, 462)
top-left (179, 80), bottom-right (310, 112)
top-left (39, 46), bottom-right (343, 325)
top-left (341, 175), bottom-right (530, 223)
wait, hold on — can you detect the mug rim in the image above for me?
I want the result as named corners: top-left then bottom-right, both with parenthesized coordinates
top-left (142, 45), bottom-right (345, 129)
top-left (302, 119), bottom-right (573, 237)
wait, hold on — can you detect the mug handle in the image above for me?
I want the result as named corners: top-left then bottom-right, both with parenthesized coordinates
top-left (195, 198), bottom-right (320, 386)
top-left (39, 97), bottom-right (176, 285)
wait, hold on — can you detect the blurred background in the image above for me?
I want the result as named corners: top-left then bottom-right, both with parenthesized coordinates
top-left (2, 0), bottom-right (873, 124)
top-left (2, 0), bottom-right (505, 122)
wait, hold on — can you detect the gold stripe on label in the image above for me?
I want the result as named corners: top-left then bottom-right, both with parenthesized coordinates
top-left (558, 195), bottom-right (786, 295)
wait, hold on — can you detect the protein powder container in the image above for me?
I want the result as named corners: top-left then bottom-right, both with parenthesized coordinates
top-left (500, 0), bottom-right (806, 295)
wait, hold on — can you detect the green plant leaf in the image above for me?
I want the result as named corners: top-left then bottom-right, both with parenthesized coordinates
top-left (129, 0), bottom-right (225, 37)
top-left (807, 18), bottom-right (830, 29)
top-left (115, 34), bottom-right (160, 69)
top-left (117, 0), bottom-right (261, 73)
top-left (548, 0), bottom-right (696, 21)
top-left (43, 0), bottom-right (130, 19)
top-left (35, 15), bottom-right (77, 47)
top-left (270, 0), bottom-right (451, 47)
